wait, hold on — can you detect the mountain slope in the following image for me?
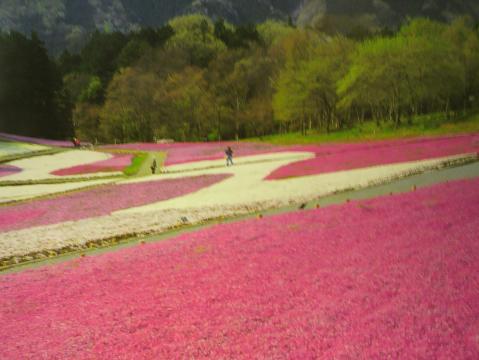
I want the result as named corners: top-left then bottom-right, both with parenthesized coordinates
top-left (0, 0), bottom-right (478, 54)
top-left (297, 0), bottom-right (479, 27)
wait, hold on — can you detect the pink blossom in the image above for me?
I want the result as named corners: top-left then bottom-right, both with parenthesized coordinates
top-left (0, 164), bottom-right (21, 177)
top-left (0, 174), bottom-right (231, 231)
top-left (51, 154), bottom-right (134, 176)
top-left (267, 134), bottom-right (479, 179)
top-left (1, 178), bottom-right (478, 358)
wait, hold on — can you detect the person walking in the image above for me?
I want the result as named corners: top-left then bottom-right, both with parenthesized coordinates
top-left (150, 159), bottom-right (157, 174)
top-left (225, 146), bottom-right (234, 167)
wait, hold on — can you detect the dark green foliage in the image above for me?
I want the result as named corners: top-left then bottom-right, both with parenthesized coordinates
top-left (58, 50), bottom-right (82, 75)
top-left (214, 19), bottom-right (261, 48)
top-left (0, 31), bottom-right (73, 139)
top-left (80, 31), bottom-right (128, 83)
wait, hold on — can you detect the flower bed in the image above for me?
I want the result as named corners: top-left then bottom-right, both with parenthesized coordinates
top-left (104, 142), bottom-right (291, 165)
top-left (0, 165), bottom-right (21, 177)
top-left (0, 153), bottom-right (473, 261)
top-left (267, 134), bottom-right (479, 179)
top-left (0, 174), bottom-right (231, 232)
top-left (4, 150), bottom-right (113, 181)
top-left (0, 141), bottom-right (47, 157)
top-left (1, 178), bottom-right (478, 358)
top-left (51, 154), bottom-right (134, 176)
top-left (0, 132), bottom-right (74, 147)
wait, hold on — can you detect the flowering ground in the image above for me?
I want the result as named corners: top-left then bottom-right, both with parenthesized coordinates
top-left (267, 134), bottom-right (479, 179)
top-left (0, 174), bottom-right (230, 232)
top-left (0, 141), bottom-right (47, 158)
top-left (0, 164), bottom-right (21, 177)
top-left (0, 132), bottom-right (74, 148)
top-left (51, 153), bottom-right (133, 176)
top-left (3, 150), bottom-right (114, 182)
top-left (105, 141), bottom-right (291, 165)
top-left (0, 178), bottom-right (478, 358)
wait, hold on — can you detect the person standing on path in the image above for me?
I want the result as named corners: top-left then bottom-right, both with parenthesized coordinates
top-left (150, 159), bottom-right (157, 174)
top-left (225, 146), bottom-right (234, 167)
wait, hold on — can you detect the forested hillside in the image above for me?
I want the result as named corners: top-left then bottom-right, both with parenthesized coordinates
top-left (0, 0), bottom-right (478, 54)
top-left (3, 14), bottom-right (477, 142)
top-left (1, 0), bottom-right (479, 143)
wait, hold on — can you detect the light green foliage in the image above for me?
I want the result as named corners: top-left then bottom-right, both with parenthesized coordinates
top-left (257, 20), bottom-right (295, 47)
top-left (159, 67), bottom-right (215, 140)
top-left (79, 76), bottom-right (103, 103)
top-left (338, 19), bottom-right (464, 127)
top-left (100, 67), bottom-right (161, 143)
top-left (167, 14), bottom-right (226, 67)
top-left (273, 31), bottom-right (354, 133)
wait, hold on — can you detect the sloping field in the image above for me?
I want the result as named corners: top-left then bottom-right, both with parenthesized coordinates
top-left (51, 153), bottom-right (134, 176)
top-left (0, 141), bottom-right (48, 158)
top-left (3, 150), bottom-right (119, 181)
top-left (0, 174), bottom-right (231, 232)
top-left (0, 132), bottom-right (74, 147)
top-left (267, 134), bottom-right (479, 179)
top-left (2, 152), bottom-right (470, 263)
top-left (1, 178), bottom-right (478, 358)
top-left (104, 141), bottom-right (292, 166)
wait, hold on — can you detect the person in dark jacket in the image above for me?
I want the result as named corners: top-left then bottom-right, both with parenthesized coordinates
top-left (225, 146), bottom-right (234, 166)
top-left (150, 159), bottom-right (157, 174)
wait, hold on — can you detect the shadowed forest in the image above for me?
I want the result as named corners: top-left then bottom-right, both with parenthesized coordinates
top-left (1, 15), bottom-right (479, 142)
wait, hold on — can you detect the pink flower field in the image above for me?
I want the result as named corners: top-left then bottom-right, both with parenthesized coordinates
top-left (51, 153), bottom-right (134, 176)
top-left (104, 142), bottom-right (291, 165)
top-left (0, 174), bottom-right (230, 232)
top-left (0, 164), bottom-right (21, 177)
top-left (1, 178), bottom-right (478, 359)
top-left (267, 134), bottom-right (479, 179)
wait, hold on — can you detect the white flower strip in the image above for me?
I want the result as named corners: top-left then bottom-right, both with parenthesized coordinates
top-left (0, 179), bottom-right (118, 204)
top-left (1, 152), bottom-right (475, 260)
top-left (118, 153), bottom-right (475, 213)
top-left (3, 150), bottom-right (113, 181)
top-left (0, 141), bottom-right (47, 157)
top-left (161, 151), bottom-right (314, 173)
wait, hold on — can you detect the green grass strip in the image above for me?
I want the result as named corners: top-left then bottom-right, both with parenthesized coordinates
top-left (247, 112), bottom-right (479, 145)
top-left (123, 152), bottom-right (148, 176)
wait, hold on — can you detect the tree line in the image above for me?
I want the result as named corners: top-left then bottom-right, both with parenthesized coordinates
top-left (1, 15), bottom-right (479, 142)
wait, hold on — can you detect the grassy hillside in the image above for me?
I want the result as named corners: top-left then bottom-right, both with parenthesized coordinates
top-left (250, 112), bottom-right (479, 145)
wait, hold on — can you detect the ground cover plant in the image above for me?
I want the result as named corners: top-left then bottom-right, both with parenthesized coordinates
top-left (0, 174), bottom-right (231, 232)
top-left (0, 141), bottom-right (47, 157)
top-left (51, 153), bottom-right (134, 176)
top-left (1, 178), bottom-right (478, 358)
top-left (104, 142), bottom-right (291, 165)
top-left (0, 133), bottom-right (73, 148)
top-left (0, 165), bottom-right (21, 177)
top-left (267, 134), bottom-right (479, 180)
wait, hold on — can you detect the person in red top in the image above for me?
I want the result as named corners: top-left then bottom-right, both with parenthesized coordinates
top-left (72, 137), bottom-right (81, 148)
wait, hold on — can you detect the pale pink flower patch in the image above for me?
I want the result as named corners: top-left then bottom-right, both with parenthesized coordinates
top-left (51, 154), bottom-right (134, 176)
top-left (0, 178), bottom-right (478, 358)
top-left (0, 174), bottom-right (231, 231)
top-left (267, 134), bottom-right (479, 179)
top-left (0, 164), bottom-right (21, 177)
top-left (0, 132), bottom-right (74, 147)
